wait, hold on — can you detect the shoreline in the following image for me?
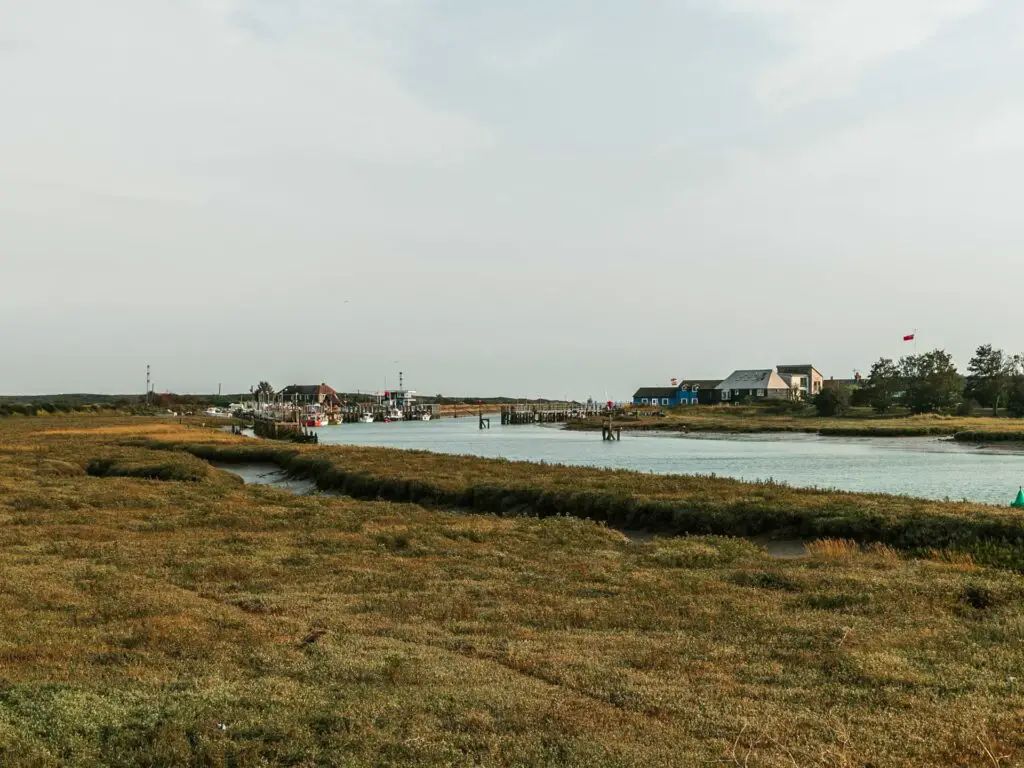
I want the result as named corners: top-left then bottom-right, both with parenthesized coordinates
top-left (563, 414), bottom-right (1024, 446)
top-left (567, 426), bottom-right (1024, 454)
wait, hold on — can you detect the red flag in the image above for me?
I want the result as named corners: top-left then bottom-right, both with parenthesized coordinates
top-left (903, 334), bottom-right (915, 342)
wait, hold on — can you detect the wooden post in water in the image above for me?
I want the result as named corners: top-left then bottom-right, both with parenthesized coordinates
top-left (479, 408), bottom-right (490, 430)
top-left (602, 411), bottom-right (620, 441)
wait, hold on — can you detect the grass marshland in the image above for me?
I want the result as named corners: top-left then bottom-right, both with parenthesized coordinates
top-left (568, 405), bottom-right (1024, 441)
top-left (1, 417), bottom-right (1023, 765)
top-left (134, 425), bottom-right (1024, 569)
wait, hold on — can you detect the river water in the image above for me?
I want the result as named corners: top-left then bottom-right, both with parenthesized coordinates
top-left (306, 416), bottom-right (1024, 506)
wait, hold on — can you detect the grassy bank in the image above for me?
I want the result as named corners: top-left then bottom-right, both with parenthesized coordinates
top-left (115, 423), bottom-right (1024, 570)
top-left (568, 405), bottom-right (1024, 440)
top-left (0, 417), bottom-right (1022, 765)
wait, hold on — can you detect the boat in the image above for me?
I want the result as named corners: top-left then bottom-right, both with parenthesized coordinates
top-left (387, 407), bottom-right (403, 421)
top-left (359, 413), bottom-right (375, 424)
top-left (420, 412), bottom-right (431, 421)
top-left (303, 415), bottom-right (327, 428)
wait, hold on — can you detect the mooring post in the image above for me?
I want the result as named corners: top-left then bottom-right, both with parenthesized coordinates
top-left (602, 410), bottom-right (619, 441)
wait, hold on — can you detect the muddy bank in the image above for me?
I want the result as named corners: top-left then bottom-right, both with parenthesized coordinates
top-left (213, 463), bottom-right (319, 495)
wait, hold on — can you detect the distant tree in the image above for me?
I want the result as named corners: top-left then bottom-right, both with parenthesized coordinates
top-left (1007, 372), bottom-right (1024, 418)
top-left (899, 349), bottom-right (963, 414)
top-left (866, 358), bottom-right (902, 413)
top-left (813, 385), bottom-right (850, 417)
top-left (849, 385), bottom-right (872, 408)
top-left (256, 381), bottom-right (275, 399)
top-left (966, 344), bottom-right (1014, 416)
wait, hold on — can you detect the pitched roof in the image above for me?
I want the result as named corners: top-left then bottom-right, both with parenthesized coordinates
top-left (676, 380), bottom-right (721, 391)
top-left (776, 364), bottom-right (822, 378)
top-left (633, 387), bottom-right (679, 399)
top-left (277, 384), bottom-right (342, 405)
top-left (715, 369), bottom-right (792, 391)
top-left (278, 383), bottom-right (338, 397)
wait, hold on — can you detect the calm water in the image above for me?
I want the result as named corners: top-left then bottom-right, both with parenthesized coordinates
top-left (308, 417), bottom-right (1024, 506)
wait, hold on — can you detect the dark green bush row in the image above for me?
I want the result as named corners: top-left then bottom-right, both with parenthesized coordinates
top-left (86, 456), bottom-right (209, 483)
top-left (1, 403), bottom-right (105, 416)
top-left (0, 403), bottom-right (156, 417)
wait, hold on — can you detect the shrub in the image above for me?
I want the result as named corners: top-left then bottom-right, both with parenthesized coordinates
top-left (762, 400), bottom-right (809, 415)
top-left (962, 584), bottom-right (997, 610)
top-left (955, 399), bottom-right (979, 416)
top-left (813, 386), bottom-right (850, 417)
top-left (1007, 376), bottom-right (1024, 417)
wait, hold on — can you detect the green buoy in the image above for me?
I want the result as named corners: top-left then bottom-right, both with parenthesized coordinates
top-left (1013, 488), bottom-right (1024, 509)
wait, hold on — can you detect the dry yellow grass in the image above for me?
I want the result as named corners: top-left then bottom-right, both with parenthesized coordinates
top-left (0, 416), bottom-right (1021, 766)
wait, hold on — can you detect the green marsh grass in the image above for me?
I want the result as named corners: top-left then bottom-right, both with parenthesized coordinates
top-left (0, 417), bottom-right (1021, 765)
top-left (135, 427), bottom-right (1024, 569)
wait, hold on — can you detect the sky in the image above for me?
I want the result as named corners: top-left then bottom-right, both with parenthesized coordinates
top-left (2, 0), bottom-right (1023, 399)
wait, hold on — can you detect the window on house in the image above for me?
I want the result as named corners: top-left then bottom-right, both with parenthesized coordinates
top-left (758, 389), bottom-right (765, 397)
top-left (641, 398), bottom-right (648, 405)
top-left (721, 389), bottom-right (731, 400)
top-left (662, 398), bottom-right (670, 405)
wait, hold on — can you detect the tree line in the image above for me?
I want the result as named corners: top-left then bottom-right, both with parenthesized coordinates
top-left (817, 345), bottom-right (1024, 417)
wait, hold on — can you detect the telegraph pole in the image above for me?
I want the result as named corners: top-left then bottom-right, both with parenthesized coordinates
top-left (146, 365), bottom-right (151, 405)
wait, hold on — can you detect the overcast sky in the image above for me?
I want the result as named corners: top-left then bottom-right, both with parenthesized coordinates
top-left (3, 0), bottom-right (1022, 398)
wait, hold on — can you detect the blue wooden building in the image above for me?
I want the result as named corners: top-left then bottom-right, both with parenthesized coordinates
top-left (632, 380), bottom-right (721, 407)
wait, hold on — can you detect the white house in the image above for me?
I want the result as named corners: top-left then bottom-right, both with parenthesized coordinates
top-left (714, 369), bottom-right (793, 402)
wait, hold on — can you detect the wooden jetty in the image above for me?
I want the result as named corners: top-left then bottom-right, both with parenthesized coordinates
top-left (252, 417), bottom-right (318, 443)
top-left (500, 403), bottom-right (604, 425)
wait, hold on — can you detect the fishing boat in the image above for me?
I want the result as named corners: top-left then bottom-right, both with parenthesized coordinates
top-left (420, 412), bottom-right (431, 421)
top-left (359, 413), bottom-right (375, 424)
top-left (387, 407), bottom-right (403, 421)
top-left (303, 415), bottom-right (327, 428)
